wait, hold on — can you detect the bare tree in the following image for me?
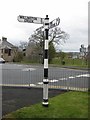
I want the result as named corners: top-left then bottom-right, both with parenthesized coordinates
top-left (19, 41), bottom-right (28, 51)
top-left (29, 26), bottom-right (69, 46)
top-left (49, 27), bottom-right (69, 45)
top-left (28, 26), bottom-right (69, 63)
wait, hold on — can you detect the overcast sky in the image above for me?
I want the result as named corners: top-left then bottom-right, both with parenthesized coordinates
top-left (0, 0), bottom-right (88, 52)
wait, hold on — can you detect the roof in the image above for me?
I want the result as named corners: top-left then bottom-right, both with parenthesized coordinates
top-left (0, 45), bottom-right (12, 49)
top-left (0, 37), bottom-right (16, 49)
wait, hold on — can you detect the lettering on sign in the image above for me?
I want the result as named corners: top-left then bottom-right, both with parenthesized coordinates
top-left (17, 15), bottom-right (44, 24)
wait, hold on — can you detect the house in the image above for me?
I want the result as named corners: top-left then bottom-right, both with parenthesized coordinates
top-left (67, 52), bottom-right (79, 59)
top-left (0, 37), bottom-right (18, 62)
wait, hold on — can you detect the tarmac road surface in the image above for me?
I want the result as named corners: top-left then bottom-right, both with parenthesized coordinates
top-left (1, 63), bottom-right (89, 90)
top-left (2, 86), bottom-right (67, 116)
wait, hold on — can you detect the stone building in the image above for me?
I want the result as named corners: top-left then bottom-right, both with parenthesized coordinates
top-left (0, 37), bottom-right (18, 62)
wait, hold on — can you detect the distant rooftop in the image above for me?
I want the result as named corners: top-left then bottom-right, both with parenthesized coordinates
top-left (0, 37), bottom-right (16, 49)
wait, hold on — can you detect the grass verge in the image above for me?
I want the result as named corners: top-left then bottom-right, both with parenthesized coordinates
top-left (3, 91), bottom-right (88, 119)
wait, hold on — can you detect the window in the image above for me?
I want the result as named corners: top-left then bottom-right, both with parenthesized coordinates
top-left (4, 49), bottom-right (8, 54)
top-left (4, 49), bottom-right (11, 56)
top-left (1, 49), bottom-right (3, 53)
top-left (23, 53), bottom-right (26, 56)
top-left (8, 49), bottom-right (11, 56)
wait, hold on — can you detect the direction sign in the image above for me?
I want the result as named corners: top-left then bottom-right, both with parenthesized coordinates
top-left (17, 15), bottom-right (44, 24)
top-left (49, 17), bottom-right (60, 29)
top-left (36, 26), bottom-right (44, 34)
top-left (35, 17), bottom-right (60, 33)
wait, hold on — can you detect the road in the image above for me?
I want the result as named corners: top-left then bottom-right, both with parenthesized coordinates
top-left (0, 63), bottom-right (89, 90)
top-left (0, 63), bottom-right (89, 117)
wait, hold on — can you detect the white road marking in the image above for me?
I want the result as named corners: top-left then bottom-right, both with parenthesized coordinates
top-left (76, 74), bottom-right (90, 78)
top-left (29, 84), bottom-right (36, 86)
top-left (22, 68), bottom-right (36, 71)
top-left (69, 76), bottom-right (75, 79)
top-left (0, 84), bottom-right (36, 87)
top-left (38, 79), bottom-right (59, 84)
top-left (49, 79), bottom-right (58, 82)
top-left (37, 73), bottom-right (89, 85)
top-left (38, 82), bottom-right (43, 85)
top-left (0, 84), bottom-right (88, 91)
top-left (59, 78), bottom-right (67, 80)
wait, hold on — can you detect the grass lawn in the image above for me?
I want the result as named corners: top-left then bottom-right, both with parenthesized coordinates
top-left (3, 91), bottom-right (88, 119)
top-left (19, 57), bottom-right (88, 69)
top-left (51, 57), bottom-right (88, 68)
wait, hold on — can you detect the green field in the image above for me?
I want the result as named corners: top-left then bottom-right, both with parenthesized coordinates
top-left (3, 91), bottom-right (88, 119)
top-left (18, 57), bottom-right (88, 69)
top-left (50, 57), bottom-right (88, 68)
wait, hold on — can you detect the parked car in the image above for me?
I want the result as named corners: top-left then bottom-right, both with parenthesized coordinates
top-left (0, 58), bottom-right (5, 63)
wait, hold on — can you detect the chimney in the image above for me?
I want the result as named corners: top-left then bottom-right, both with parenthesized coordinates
top-left (2, 37), bottom-right (7, 41)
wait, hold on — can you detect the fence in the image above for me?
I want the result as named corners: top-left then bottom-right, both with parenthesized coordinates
top-left (1, 64), bottom-right (89, 91)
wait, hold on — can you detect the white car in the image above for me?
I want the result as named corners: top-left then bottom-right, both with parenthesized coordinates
top-left (0, 58), bottom-right (5, 63)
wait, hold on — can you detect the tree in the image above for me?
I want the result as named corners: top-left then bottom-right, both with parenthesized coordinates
top-left (28, 26), bottom-right (69, 63)
top-left (29, 27), bottom-right (69, 45)
top-left (19, 41), bottom-right (28, 51)
top-left (49, 27), bottom-right (69, 45)
top-left (13, 51), bottom-right (23, 62)
top-left (49, 42), bottom-right (56, 63)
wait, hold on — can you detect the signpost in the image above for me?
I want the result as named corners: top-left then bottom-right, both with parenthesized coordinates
top-left (17, 15), bottom-right (44, 24)
top-left (49, 17), bottom-right (60, 29)
top-left (80, 44), bottom-right (86, 65)
top-left (17, 15), bottom-right (60, 107)
top-left (80, 44), bottom-right (86, 57)
top-left (36, 17), bottom-right (60, 33)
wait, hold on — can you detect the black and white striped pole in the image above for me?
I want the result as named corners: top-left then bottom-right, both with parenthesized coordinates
top-left (42, 15), bottom-right (49, 106)
top-left (18, 14), bottom-right (60, 106)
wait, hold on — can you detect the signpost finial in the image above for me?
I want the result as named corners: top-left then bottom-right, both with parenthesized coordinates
top-left (46, 15), bottom-right (48, 18)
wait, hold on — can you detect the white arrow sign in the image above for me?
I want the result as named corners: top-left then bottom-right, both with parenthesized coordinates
top-left (36, 17), bottom-right (60, 33)
top-left (17, 15), bottom-right (44, 24)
